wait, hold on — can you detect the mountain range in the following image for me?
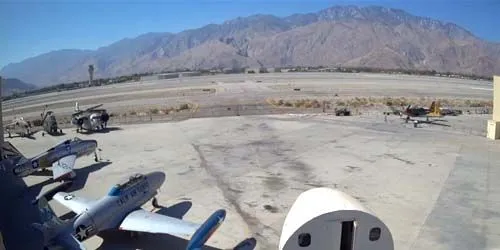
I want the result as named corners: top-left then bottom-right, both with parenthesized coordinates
top-left (1, 78), bottom-right (36, 96)
top-left (2, 5), bottom-right (500, 87)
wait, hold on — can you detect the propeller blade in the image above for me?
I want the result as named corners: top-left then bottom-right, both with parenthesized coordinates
top-left (86, 104), bottom-right (103, 111)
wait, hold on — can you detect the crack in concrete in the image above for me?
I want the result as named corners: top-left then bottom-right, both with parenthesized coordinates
top-left (384, 153), bottom-right (415, 165)
top-left (191, 143), bottom-right (274, 249)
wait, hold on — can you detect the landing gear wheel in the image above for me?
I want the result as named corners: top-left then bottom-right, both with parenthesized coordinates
top-left (152, 197), bottom-right (161, 209)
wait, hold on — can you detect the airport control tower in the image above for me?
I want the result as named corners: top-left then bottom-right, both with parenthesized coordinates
top-left (88, 64), bottom-right (94, 86)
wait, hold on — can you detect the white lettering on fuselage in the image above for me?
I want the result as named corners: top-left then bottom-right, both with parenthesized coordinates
top-left (117, 181), bottom-right (149, 206)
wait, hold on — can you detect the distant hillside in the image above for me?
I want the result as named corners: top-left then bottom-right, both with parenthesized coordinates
top-left (1, 5), bottom-right (500, 87)
top-left (1, 78), bottom-right (37, 96)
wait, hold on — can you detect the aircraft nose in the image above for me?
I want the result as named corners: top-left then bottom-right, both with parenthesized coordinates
top-left (148, 171), bottom-right (166, 190)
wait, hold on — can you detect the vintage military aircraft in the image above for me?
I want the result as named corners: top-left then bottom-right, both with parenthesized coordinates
top-left (4, 116), bottom-right (35, 138)
top-left (2, 137), bottom-right (99, 181)
top-left (387, 101), bottom-right (441, 118)
top-left (40, 105), bottom-right (63, 136)
top-left (32, 171), bottom-right (227, 250)
top-left (387, 101), bottom-right (451, 127)
top-left (402, 101), bottom-right (442, 118)
top-left (71, 102), bottom-right (110, 133)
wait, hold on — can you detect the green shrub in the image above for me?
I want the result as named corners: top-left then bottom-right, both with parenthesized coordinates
top-left (179, 103), bottom-right (190, 110)
top-left (150, 108), bottom-right (159, 114)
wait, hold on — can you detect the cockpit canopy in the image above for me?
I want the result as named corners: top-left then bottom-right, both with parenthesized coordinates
top-left (107, 173), bottom-right (145, 196)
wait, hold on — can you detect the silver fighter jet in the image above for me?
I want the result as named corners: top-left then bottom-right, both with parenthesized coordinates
top-left (1, 137), bottom-right (99, 181)
top-left (33, 171), bottom-right (227, 250)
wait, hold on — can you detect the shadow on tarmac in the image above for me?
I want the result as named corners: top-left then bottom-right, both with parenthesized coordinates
top-left (154, 200), bottom-right (192, 219)
top-left (42, 131), bottom-right (66, 137)
top-left (28, 161), bottom-right (112, 196)
top-left (6, 133), bottom-right (37, 140)
top-left (96, 200), bottom-right (257, 250)
top-left (1, 161), bottom-right (257, 250)
top-left (97, 232), bottom-right (257, 250)
top-left (78, 126), bottom-right (123, 135)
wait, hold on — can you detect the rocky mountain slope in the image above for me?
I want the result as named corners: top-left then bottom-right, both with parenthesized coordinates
top-left (2, 5), bottom-right (499, 86)
top-left (1, 78), bottom-right (37, 96)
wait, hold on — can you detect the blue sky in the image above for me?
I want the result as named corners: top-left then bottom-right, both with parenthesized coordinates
top-left (1, 0), bottom-right (499, 69)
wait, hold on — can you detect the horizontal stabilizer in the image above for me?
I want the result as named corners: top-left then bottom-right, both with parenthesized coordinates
top-left (2, 141), bottom-right (24, 159)
top-left (32, 181), bottom-right (73, 205)
top-left (53, 192), bottom-right (96, 215)
top-left (186, 209), bottom-right (226, 250)
top-left (0, 141), bottom-right (26, 170)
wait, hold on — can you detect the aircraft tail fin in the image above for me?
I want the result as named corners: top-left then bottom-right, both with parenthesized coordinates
top-left (35, 196), bottom-right (65, 227)
top-left (33, 195), bottom-right (86, 250)
top-left (186, 209), bottom-right (226, 250)
top-left (32, 222), bottom-right (51, 244)
top-left (429, 101), bottom-right (441, 116)
top-left (32, 196), bottom-right (65, 245)
top-left (0, 141), bottom-right (27, 171)
top-left (2, 141), bottom-right (25, 160)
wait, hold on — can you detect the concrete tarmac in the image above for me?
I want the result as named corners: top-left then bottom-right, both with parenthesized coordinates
top-left (1, 112), bottom-right (499, 250)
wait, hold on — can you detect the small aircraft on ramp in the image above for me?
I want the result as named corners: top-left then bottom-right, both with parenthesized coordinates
top-left (4, 116), bottom-right (35, 138)
top-left (1, 137), bottom-right (99, 181)
top-left (40, 105), bottom-right (63, 136)
top-left (32, 171), bottom-right (227, 250)
top-left (388, 101), bottom-right (451, 127)
top-left (71, 102), bottom-right (110, 133)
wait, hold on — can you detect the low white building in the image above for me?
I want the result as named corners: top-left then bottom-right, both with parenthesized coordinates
top-left (279, 188), bottom-right (394, 250)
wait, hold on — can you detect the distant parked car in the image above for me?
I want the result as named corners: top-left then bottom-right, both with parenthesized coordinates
top-left (335, 108), bottom-right (351, 116)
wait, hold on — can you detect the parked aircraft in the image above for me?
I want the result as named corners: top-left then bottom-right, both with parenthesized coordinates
top-left (387, 101), bottom-right (451, 127)
top-left (402, 101), bottom-right (442, 119)
top-left (71, 102), bottom-right (110, 133)
top-left (2, 137), bottom-right (99, 181)
top-left (40, 105), bottom-right (63, 136)
top-left (4, 117), bottom-right (35, 138)
top-left (32, 171), bottom-right (227, 250)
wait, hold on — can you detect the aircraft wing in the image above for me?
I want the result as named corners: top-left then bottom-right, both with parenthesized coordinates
top-left (118, 209), bottom-right (200, 239)
top-left (52, 154), bottom-right (77, 181)
top-left (53, 192), bottom-right (97, 214)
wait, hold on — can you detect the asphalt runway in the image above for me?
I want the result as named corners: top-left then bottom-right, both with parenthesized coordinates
top-left (2, 72), bottom-right (493, 120)
top-left (2, 112), bottom-right (500, 250)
